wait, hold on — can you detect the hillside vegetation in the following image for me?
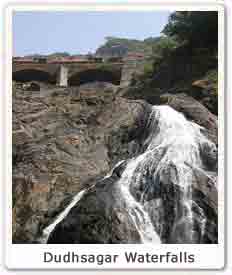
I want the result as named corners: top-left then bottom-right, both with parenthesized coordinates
top-left (122, 11), bottom-right (218, 115)
top-left (95, 36), bottom-right (162, 57)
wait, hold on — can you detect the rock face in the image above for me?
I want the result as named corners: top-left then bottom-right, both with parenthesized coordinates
top-left (12, 82), bottom-right (149, 243)
top-left (13, 80), bottom-right (218, 244)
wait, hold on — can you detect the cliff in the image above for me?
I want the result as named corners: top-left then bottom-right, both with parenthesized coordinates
top-left (12, 79), bottom-right (218, 244)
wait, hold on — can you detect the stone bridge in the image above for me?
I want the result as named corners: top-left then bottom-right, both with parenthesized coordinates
top-left (12, 60), bottom-right (139, 87)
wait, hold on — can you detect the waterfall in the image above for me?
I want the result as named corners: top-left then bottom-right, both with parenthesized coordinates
top-left (112, 152), bottom-right (161, 243)
top-left (43, 105), bottom-right (217, 244)
top-left (41, 189), bottom-right (86, 243)
top-left (114, 105), bottom-right (217, 243)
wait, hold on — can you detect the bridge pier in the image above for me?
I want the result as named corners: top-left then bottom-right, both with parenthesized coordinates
top-left (13, 61), bottom-right (136, 88)
top-left (120, 60), bottom-right (144, 87)
top-left (57, 65), bottom-right (69, 87)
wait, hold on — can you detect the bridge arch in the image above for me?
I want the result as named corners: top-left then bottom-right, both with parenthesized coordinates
top-left (68, 68), bottom-right (121, 86)
top-left (13, 69), bottom-right (55, 83)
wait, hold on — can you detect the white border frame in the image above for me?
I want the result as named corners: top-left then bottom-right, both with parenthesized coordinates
top-left (4, 2), bottom-right (225, 270)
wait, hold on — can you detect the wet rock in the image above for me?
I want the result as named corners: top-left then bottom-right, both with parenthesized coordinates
top-left (122, 89), bottom-right (218, 145)
top-left (46, 105), bottom-right (218, 244)
top-left (159, 93), bottom-right (218, 145)
top-left (13, 80), bottom-right (218, 245)
top-left (47, 178), bottom-right (141, 244)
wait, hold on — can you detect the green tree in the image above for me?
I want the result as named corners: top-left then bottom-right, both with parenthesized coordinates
top-left (162, 11), bottom-right (218, 49)
top-left (152, 36), bottom-right (178, 61)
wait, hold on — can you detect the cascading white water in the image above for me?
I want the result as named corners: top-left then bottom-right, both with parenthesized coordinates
top-left (43, 105), bottom-right (217, 244)
top-left (119, 158), bottom-right (161, 244)
top-left (116, 105), bottom-right (216, 243)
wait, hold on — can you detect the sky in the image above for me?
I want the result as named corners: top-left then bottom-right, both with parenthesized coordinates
top-left (13, 11), bottom-right (171, 56)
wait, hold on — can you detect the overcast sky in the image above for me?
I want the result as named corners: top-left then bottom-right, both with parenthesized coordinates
top-left (13, 11), bottom-right (171, 56)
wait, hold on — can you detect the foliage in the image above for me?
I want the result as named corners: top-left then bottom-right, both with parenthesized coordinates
top-left (25, 52), bottom-right (71, 58)
top-left (152, 37), bottom-right (178, 57)
top-left (205, 69), bottom-right (218, 96)
top-left (48, 52), bottom-right (70, 57)
top-left (151, 36), bottom-right (179, 66)
top-left (96, 36), bottom-right (162, 57)
top-left (162, 11), bottom-right (218, 49)
top-left (126, 36), bottom-right (179, 86)
top-left (94, 63), bottom-right (120, 72)
top-left (143, 62), bottom-right (154, 77)
top-left (206, 69), bottom-right (218, 82)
